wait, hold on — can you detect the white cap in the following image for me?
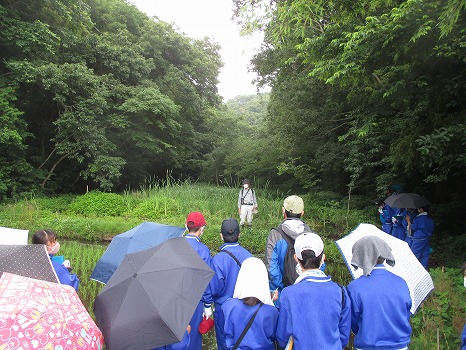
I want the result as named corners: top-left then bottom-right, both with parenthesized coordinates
top-left (294, 232), bottom-right (324, 259)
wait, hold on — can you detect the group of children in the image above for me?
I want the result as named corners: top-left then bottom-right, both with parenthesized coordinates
top-left (162, 195), bottom-right (415, 350)
top-left (377, 186), bottom-right (434, 269)
top-left (32, 193), bottom-right (462, 350)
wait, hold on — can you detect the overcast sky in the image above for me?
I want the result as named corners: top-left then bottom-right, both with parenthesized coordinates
top-left (128, 0), bottom-right (269, 101)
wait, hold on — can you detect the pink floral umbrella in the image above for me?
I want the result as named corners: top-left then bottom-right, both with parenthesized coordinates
top-left (0, 272), bottom-right (104, 349)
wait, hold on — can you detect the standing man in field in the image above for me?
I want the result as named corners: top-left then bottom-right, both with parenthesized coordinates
top-left (184, 211), bottom-right (214, 350)
top-left (238, 179), bottom-right (257, 229)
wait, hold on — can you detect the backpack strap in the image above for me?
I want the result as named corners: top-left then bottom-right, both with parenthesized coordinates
top-left (220, 249), bottom-right (241, 267)
top-left (275, 225), bottom-right (293, 247)
top-left (232, 302), bottom-right (263, 350)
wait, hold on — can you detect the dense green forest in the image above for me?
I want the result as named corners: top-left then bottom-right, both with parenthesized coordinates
top-left (1, 0), bottom-right (465, 244)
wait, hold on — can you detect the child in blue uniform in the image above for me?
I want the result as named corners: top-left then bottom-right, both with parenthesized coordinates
top-left (209, 218), bottom-right (252, 350)
top-left (347, 235), bottom-right (412, 350)
top-left (391, 208), bottom-right (407, 240)
top-left (405, 206), bottom-right (434, 269)
top-left (276, 232), bottom-right (351, 349)
top-left (32, 229), bottom-right (80, 291)
top-left (222, 257), bottom-right (279, 350)
top-left (183, 212), bottom-right (213, 350)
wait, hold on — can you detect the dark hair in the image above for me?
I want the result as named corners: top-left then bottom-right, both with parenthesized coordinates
top-left (284, 209), bottom-right (302, 219)
top-left (222, 231), bottom-right (240, 243)
top-left (32, 230), bottom-right (50, 245)
top-left (32, 229), bottom-right (57, 245)
top-left (298, 250), bottom-right (323, 269)
top-left (377, 257), bottom-right (385, 264)
top-left (242, 297), bottom-right (261, 306)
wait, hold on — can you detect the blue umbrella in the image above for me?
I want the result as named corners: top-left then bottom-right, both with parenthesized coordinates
top-left (90, 222), bottom-right (185, 284)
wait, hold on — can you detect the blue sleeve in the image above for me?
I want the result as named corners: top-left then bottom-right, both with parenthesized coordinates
top-left (347, 283), bottom-right (360, 335)
top-left (276, 291), bottom-right (292, 347)
top-left (222, 301), bottom-right (235, 350)
top-left (52, 261), bottom-right (79, 291)
top-left (461, 323), bottom-right (466, 350)
top-left (209, 256), bottom-right (226, 300)
top-left (339, 287), bottom-right (351, 347)
top-left (411, 216), bottom-right (434, 239)
top-left (269, 240), bottom-right (286, 291)
top-left (199, 246), bottom-right (214, 305)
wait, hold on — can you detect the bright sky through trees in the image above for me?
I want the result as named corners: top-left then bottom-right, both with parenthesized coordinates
top-left (129, 0), bottom-right (269, 101)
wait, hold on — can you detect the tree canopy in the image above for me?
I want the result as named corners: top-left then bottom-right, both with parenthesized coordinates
top-left (0, 0), bottom-right (222, 195)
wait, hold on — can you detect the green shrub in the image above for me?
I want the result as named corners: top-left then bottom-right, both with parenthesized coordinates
top-left (69, 191), bottom-right (126, 216)
top-left (33, 195), bottom-right (76, 212)
top-left (128, 196), bottom-right (180, 220)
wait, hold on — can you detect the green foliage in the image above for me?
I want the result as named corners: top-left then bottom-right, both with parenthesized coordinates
top-left (410, 267), bottom-right (465, 349)
top-left (33, 195), bottom-right (77, 212)
top-left (128, 196), bottom-right (180, 220)
top-left (69, 191), bottom-right (126, 216)
top-left (0, 0), bottom-right (222, 196)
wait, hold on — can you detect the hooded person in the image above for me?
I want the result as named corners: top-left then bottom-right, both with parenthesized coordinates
top-left (347, 236), bottom-right (413, 350)
top-left (265, 195), bottom-right (318, 305)
top-left (221, 257), bottom-right (279, 350)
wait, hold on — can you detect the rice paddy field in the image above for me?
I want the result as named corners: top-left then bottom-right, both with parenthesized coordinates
top-left (0, 181), bottom-right (464, 349)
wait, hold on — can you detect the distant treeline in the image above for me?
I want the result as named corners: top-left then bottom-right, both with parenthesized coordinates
top-left (1, 0), bottom-right (465, 238)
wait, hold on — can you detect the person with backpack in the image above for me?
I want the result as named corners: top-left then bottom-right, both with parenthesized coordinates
top-left (276, 232), bottom-right (351, 349)
top-left (265, 195), bottom-right (316, 306)
top-left (237, 179), bottom-right (257, 229)
top-left (209, 218), bottom-right (253, 350)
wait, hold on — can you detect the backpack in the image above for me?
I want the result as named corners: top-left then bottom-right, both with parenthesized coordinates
top-left (275, 226), bottom-right (300, 287)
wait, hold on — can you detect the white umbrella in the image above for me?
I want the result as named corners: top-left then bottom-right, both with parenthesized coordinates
top-left (335, 223), bottom-right (434, 314)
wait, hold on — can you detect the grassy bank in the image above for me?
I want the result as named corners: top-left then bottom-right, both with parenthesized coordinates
top-left (0, 181), bottom-right (464, 349)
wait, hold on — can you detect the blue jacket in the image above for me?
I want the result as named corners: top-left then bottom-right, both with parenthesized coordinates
top-left (50, 260), bottom-right (79, 291)
top-left (461, 323), bottom-right (466, 350)
top-left (267, 218), bottom-right (311, 293)
top-left (380, 204), bottom-right (393, 235)
top-left (276, 272), bottom-right (351, 349)
top-left (391, 208), bottom-right (407, 240)
top-left (185, 235), bottom-right (213, 350)
top-left (210, 243), bottom-right (252, 350)
top-left (406, 213), bottom-right (434, 268)
top-left (222, 298), bottom-right (279, 350)
top-left (347, 265), bottom-right (412, 349)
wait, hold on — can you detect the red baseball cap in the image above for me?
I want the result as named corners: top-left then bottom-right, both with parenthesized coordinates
top-left (186, 211), bottom-right (207, 228)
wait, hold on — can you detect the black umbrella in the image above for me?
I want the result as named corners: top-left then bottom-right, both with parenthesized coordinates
top-left (384, 193), bottom-right (430, 209)
top-left (93, 237), bottom-right (214, 350)
top-left (0, 245), bottom-right (59, 283)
